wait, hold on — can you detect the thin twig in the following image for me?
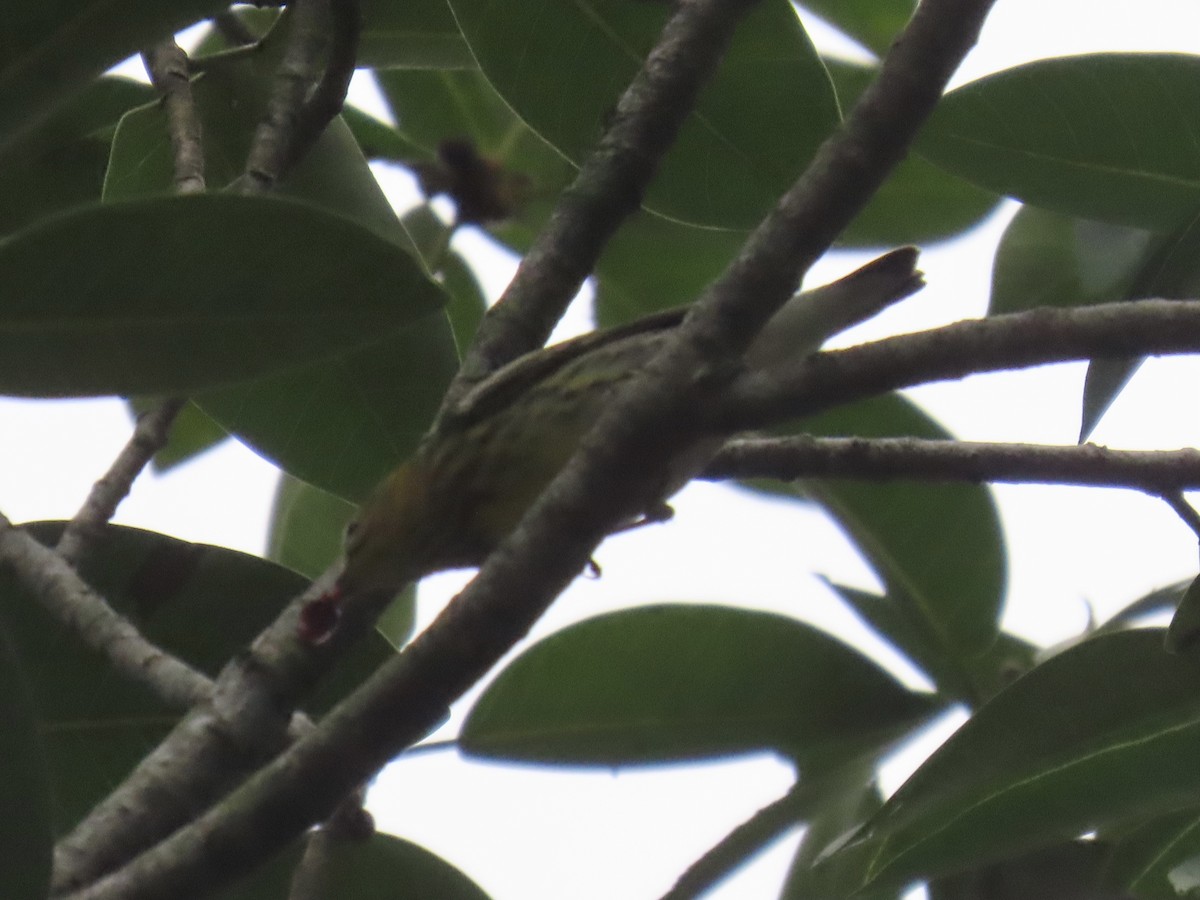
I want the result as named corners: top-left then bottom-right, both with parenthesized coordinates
top-left (56, 399), bottom-right (186, 566)
top-left (141, 42), bottom-right (206, 195)
top-left (705, 436), bottom-right (1200, 492)
top-left (443, 0), bottom-right (761, 406)
top-left (285, 0), bottom-right (361, 173)
top-left (658, 785), bottom-right (806, 900)
top-left (1160, 492), bottom-right (1200, 544)
top-left (241, 0), bottom-right (361, 193)
top-left (0, 514), bottom-right (213, 710)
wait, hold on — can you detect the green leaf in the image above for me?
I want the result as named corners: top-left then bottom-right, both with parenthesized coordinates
top-left (825, 583), bottom-right (1035, 704)
top-left (989, 204), bottom-right (1158, 438)
top-left (1083, 209), bottom-right (1200, 438)
top-left (318, 833), bottom-right (491, 900)
top-left (0, 615), bottom-right (53, 900)
top-left (213, 832), bottom-right (491, 899)
top-left (446, 0), bottom-right (837, 229)
top-left (267, 473), bottom-right (357, 580)
top-left (594, 212), bottom-right (745, 323)
top-left (461, 604), bottom-right (943, 768)
top-left (1166, 573), bottom-right (1200, 655)
top-left (990, 205), bottom-right (1157, 316)
top-left (1106, 807), bottom-right (1200, 898)
top-left (927, 841), bottom-right (1123, 900)
top-left (105, 61), bottom-right (425, 255)
top-left (990, 204), bottom-right (1200, 439)
top-left (358, 0), bottom-right (475, 70)
top-left (0, 0), bottom-right (226, 151)
top-left (820, 61), bottom-right (1000, 247)
top-left (0, 193), bottom-right (446, 397)
top-left (767, 394), bottom-right (1005, 662)
top-left (782, 777), bottom-right (899, 900)
top-left (198, 312), bottom-right (457, 503)
top-left (919, 54), bottom-right (1200, 230)
top-left (0, 76), bottom-right (154, 238)
top-left (797, 1), bottom-right (916, 57)
top-left (842, 150), bottom-right (1000, 247)
top-left (831, 629), bottom-right (1200, 894)
top-left (399, 204), bottom-right (489, 351)
top-left (2, 523), bottom-right (393, 831)
top-left (104, 60), bottom-right (461, 492)
top-left (341, 105), bottom-right (425, 163)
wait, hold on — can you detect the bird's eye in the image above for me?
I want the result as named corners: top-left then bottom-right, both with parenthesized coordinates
top-left (344, 519), bottom-right (360, 542)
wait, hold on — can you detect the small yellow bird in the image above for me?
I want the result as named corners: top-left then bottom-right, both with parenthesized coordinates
top-left (336, 247), bottom-right (923, 599)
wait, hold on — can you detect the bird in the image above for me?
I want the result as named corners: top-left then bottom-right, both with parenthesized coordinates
top-left (334, 247), bottom-right (924, 600)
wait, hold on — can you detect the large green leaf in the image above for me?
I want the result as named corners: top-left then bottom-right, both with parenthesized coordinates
top-left (990, 205), bottom-right (1157, 316)
top-left (765, 394), bottom-right (1006, 662)
top-left (593, 211), bottom-right (746, 323)
top-left (0, 616), bottom-right (52, 900)
top-left (824, 60), bottom-right (999, 247)
top-left (314, 832), bottom-right (491, 900)
top-left (0, 76), bottom-right (153, 238)
top-left (103, 63), bottom-right (460, 493)
top-left (782, 777), bottom-right (899, 900)
top-left (990, 203), bottom-right (1200, 439)
top-left (400, 204), bottom-right (488, 351)
top-left (927, 841), bottom-right (1124, 900)
top-left (104, 62), bottom-right (425, 254)
top-left (198, 311), bottom-right (456, 503)
top-left (358, 0), bottom-right (475, 70)
top-left (461, 604), bottom-right (943, 768)
top-left (341, 105), bottom-right (425, 164)
top-left (213, 832), bottom-right (491, 900)
top-left (829, 629), bottom-right (1200, 894)
top-left (826, 584), bottom-right (1035, 706)
top-left (0, 1), bottom-right (225, 151)
top-left (446, 0), bottom-right (837, 229)
top-left (1, 523), bottom-right (393, 831)
top-left (919, 54), bottom-right (1200, 230)
top-left (0, 193), bottom-right (446, 397)
top-left (267, 473), bottom-right (358, 581)
top-left (1106, 807), bottom-right (1200, 898)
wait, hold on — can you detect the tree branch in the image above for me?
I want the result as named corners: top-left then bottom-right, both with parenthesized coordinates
top-left (705, 435), bottom-right (1200, 492)
top-left (658, 784), bottom-right (806, 900)
top-left (717, 299), bottom-right (1200, 431)
top-left (56, 399), bottom-right (186, 566)
top-left (241, 0), bottom-right (361, 193)
top-left (286, 0), bottom-right (360, 173)
top-left (49, 572), bottom-right (353, 895)
top-left (677, 0), bottom-right (994, 363)
top-left (141, 41), bottom-right (206, 194)
top-left (445, 0), bottom-right (761, 404)
top-left (0, 513), bottom-right (213, 711)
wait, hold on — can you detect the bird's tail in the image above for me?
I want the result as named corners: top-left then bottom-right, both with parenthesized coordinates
top-left (745, 247), bottom-right (924, 373)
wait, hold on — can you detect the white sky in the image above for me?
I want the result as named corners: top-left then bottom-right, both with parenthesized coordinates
top-left (5, 2), bottom-right (1200, 898)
